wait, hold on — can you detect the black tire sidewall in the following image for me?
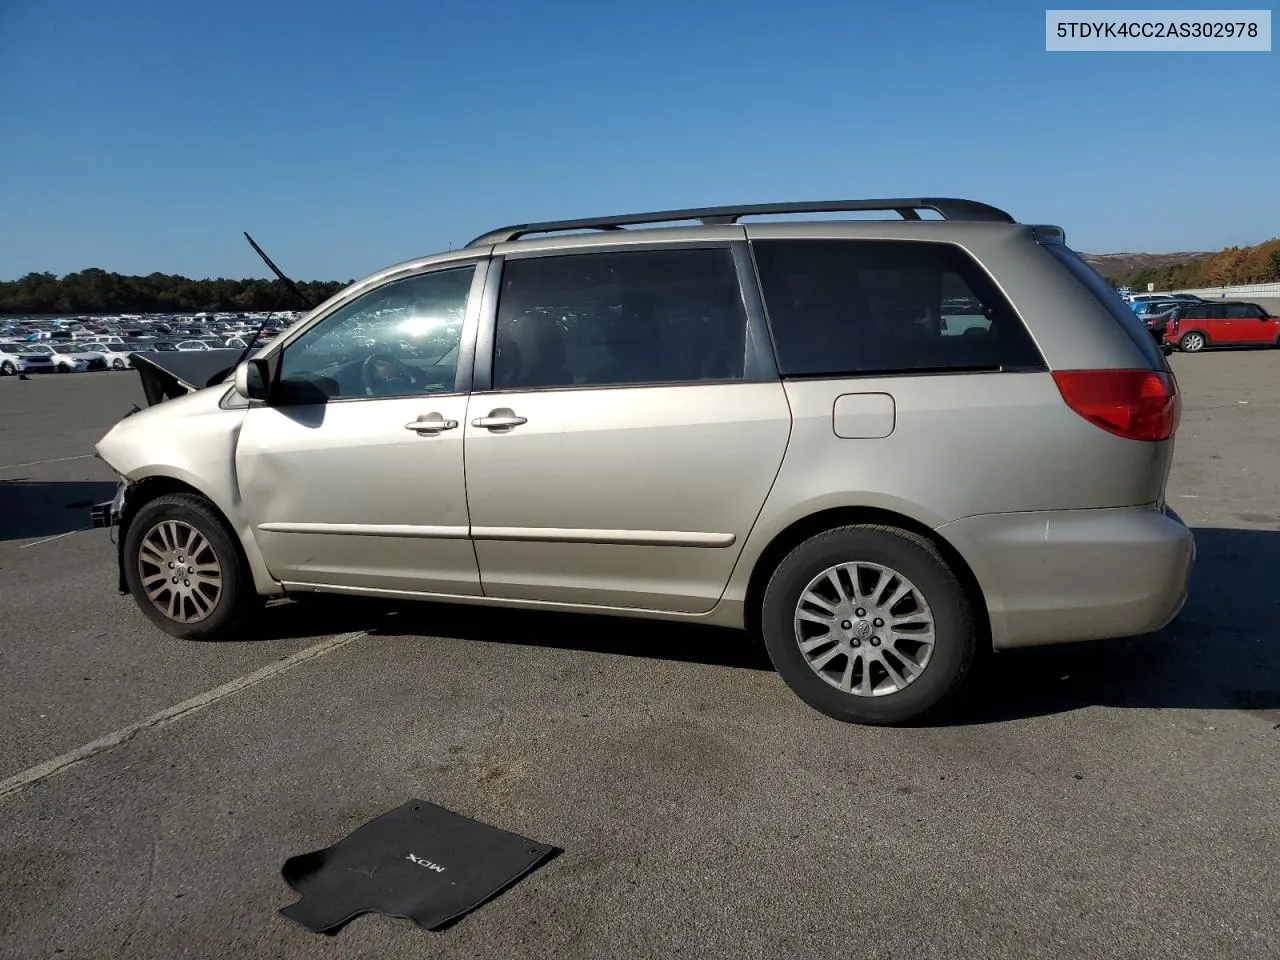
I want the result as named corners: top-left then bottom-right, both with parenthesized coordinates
top-left (123, 495), bottom-right (249, 640)
top-left (761, 528), bottom-right (975, 725)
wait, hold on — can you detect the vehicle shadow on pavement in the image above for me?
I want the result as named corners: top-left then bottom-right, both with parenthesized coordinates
top-left (0, 478), bottom-right (118, 541)
top-left (953, 526), bottom-right (1280, 725)
top-left (363, 603), bottom-right (774, 671)
top-left (248, 526), bottom-right (1278, 722)
top-left (215, 596), bottom-right (406, 643)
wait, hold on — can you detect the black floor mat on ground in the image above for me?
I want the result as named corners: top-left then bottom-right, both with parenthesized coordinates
top-left (279, 800), bottom-right (558, 935)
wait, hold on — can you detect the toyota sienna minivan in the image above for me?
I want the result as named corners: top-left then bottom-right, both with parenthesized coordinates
top-left (94, 198), bottom-right (1194, 724)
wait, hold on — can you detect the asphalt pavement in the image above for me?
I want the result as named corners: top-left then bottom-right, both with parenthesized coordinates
top-left (1, 357), bottom-right (1277, 960)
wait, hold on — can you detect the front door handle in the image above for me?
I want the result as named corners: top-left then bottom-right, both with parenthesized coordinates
top-left (405, 413), bottom-right (458, 434)
top-left (471, 407), bottom-right (527, 430)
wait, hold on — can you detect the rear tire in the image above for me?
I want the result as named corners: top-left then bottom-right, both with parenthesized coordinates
top-left (1179, 331), bottom-right (1206, 352)
top-left (123, 493), bottom-right (258, 640)
top-left (760, 525), bottom-right (977, 725)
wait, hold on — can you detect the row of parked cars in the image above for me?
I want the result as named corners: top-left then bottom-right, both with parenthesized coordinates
top-left (0, 337), bottom-right (270, 376)
top-left (0, 314), bottom-right (297, 376)
top-left (1125, 294), bottom-right (1280, 354)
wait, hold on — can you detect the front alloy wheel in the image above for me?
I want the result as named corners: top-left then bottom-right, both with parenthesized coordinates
top-left (123, 492), bottom-right (257, 639)
top-left (137, 520), bottom-right (223, 623)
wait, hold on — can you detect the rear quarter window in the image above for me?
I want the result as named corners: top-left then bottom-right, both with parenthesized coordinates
top-left (1041, 244), bottom-right (1166, 370)
top-left (751, 239), bottom-right (1044, 377)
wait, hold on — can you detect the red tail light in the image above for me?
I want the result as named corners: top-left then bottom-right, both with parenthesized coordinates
top-left (1052, 369), bottom-right (1180, 441)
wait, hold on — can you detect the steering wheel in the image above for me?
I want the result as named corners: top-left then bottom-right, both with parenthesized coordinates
top-left (361, 352), bottom-right (423, 396)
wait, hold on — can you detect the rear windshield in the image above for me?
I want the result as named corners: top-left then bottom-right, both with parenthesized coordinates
top-left (1042, 244), bottom-right (1165, 369)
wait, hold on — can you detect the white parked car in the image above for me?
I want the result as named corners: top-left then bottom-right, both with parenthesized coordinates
top-left (175, 340), bottom-right (213, 351)
top-left (82, 342), bottom-right (135, 369)
top-left (0, 344), bottom-right (32, 376)
top-left (16, 344), bottom-right (88, 373)
top-left (50, 343), bottom-right (110, 371)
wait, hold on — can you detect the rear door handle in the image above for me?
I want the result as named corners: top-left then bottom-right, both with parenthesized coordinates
top-left (472, 408), bottom-right (527, 430)
top-left (405, 413), bottom-right (458, 434)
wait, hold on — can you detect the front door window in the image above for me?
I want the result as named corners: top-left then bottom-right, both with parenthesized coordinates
top-left (277, 265), bottom-right (476, 402)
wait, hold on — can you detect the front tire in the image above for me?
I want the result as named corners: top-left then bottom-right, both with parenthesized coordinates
top-left (1179, 331), bottom-right (1206, 352)
top-left (760, 525), bottom-right (977, 725)
top-left (123, 493), bottom-right (257, 640)
top-left (0, 361), bottom-right (14, 376)
top-left (112, 357), bottom-right (126, 370)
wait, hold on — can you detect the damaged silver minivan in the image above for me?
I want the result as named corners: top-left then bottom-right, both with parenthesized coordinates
top-left (94, 198), bottom-right (1194, 724)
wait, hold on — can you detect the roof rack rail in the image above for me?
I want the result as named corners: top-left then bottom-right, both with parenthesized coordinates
top-left (467, 198), bottom-right (1015, 247)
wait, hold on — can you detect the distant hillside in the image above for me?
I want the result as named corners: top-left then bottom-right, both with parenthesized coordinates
top-left (1081, 252), bottom-right (1213, 281)
top-left (1083, 239), bottom-right (1280, 289)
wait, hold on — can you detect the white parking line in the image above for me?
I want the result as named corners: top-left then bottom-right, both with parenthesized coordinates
top-left (0, 630), bottom-right (364, 802)
top-left (18, 530), bottom-right (84, 549)
top-left (0, 454), bottom-right (95, 471)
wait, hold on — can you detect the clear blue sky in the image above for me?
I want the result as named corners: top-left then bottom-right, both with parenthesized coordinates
top-left (1, 0), bottom-right (1275, 281)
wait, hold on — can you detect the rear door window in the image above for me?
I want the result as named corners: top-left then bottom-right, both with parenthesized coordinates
top-left (751, 239), bottom-right (1043, 377)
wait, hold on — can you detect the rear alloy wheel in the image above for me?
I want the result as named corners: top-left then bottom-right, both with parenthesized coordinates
top-left (0, 361), bottom-right (14, 376)
top-left (761, 525), bottom-right (977, 725)
top-left (123, 493), bottom-right (257, 640)
top-left (1179, 331), bottom-right (1206, 352)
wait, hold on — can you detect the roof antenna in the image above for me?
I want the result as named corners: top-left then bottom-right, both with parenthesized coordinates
top-left (244, 232), bottom-right (316, 310)
top-left (236, 232), bottom-right (318, 370)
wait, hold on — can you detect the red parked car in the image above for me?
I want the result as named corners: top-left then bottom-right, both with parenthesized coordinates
top-left (1166, 301), bottom-right (1280, 353)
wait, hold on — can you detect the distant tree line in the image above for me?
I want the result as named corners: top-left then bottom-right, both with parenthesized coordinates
top-left (1107, 238), bottom-right (1280, 290)
top-left (0, 268), bottom-right (349, 315)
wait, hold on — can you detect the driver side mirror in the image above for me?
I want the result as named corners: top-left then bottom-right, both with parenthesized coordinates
top-left (234, 357), bottom-right (272, 401)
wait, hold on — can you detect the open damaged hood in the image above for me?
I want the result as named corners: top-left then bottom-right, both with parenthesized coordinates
top-left (130, 349), bottom-right (258, 406)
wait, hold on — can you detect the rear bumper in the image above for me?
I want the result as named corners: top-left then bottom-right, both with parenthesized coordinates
top-left (938, 504), bottom-right (1194, 649)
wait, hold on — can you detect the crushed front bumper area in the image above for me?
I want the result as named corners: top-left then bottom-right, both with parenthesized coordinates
top-left (91, 479), bottom-right (129, 530)
top-left (90, 479), bottom-right (132, 594)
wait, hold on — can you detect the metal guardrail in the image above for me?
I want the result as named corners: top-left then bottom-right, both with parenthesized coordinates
top-left (1167, 282), bottom-right (1280, 299)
